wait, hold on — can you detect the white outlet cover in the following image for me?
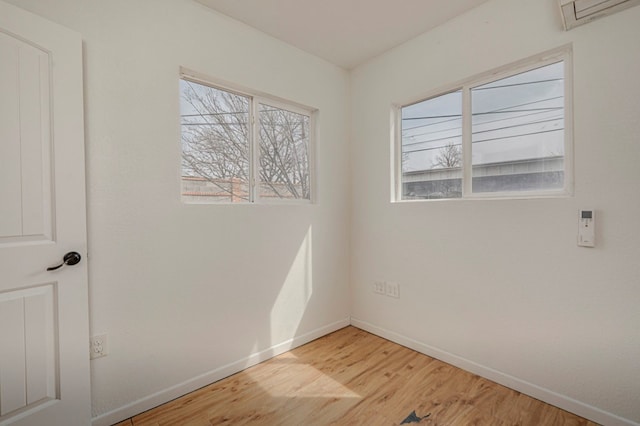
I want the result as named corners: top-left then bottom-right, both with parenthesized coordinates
top-left (385, 281), bottom-right (400, 298)
top-left (90, 334), bottom-right (108, 360)
top-left (373, 281), bottom-right (386, 294)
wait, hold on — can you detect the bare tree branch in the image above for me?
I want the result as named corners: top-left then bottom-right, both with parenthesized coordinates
top-left (432, 142), bottom-right (461, 169)
top-left (181, 82), bottom-right (310, 201)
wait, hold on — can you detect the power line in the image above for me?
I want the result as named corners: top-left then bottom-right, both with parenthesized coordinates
top-left (474, 107), bottom-right (563, 116)
top-left (474, 117), bottom-right (562, 136)
top-left (405, 106), bottom-right (561, 122)
top-left (403, 114), bottom-right (461, 120)
top-left (401, 95), bottom-right (563, 130)
top-left (404, 133), bottom-right (461, 148)
top-left (472, 78), bottom-right (563, 91)
top-left (400, 81), bottom-right (564, 131)
top-left (403, 128), bottom-right (564, 155)
top-left (181, 112), bottom-right (247, 117)
top-left (401, 78), bottom-right (562, 123)
top-left (182, 122), bottom-right (248, 126)
top-left (405, 108), bottom-right (563, 141)
top-left (402, 116), bottom-right (563, 148)
top-left (401, 114), bottom-right (461, 132)
top-left (474, 128), bottom-right (563, 145)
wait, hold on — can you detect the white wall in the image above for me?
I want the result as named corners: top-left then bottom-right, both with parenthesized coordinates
top-left (7, 0), bottom-right (640, 424)
top-left (5, 0), bottom-right (351, 422)
top-left (350, 0), bottom-right (640, 424)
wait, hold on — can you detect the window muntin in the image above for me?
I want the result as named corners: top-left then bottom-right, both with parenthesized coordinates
top-left (397, 49), bottom-right (571, 201)
top-left (179, 76), bottom-right (314, 203)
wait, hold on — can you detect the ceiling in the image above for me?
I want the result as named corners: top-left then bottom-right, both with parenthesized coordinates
top-left (195, 0), bottom-right (491, 70)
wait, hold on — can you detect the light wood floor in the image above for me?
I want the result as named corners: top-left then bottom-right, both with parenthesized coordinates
top-left (114, 326), bottom-right (599, 425)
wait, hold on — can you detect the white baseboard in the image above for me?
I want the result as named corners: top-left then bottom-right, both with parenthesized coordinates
top-left (91, 318), bottom-right (350, 426)
top-left (350, 317), bottom-right (639, 426)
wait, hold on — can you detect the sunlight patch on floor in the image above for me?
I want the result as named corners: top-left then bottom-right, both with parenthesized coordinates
top-left (247, 352), bottom-right (361, 399)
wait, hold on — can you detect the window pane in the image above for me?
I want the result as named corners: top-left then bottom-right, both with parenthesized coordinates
top-left (471, 61), bottom-right (565, 193)
top-left (258, 104), bottom-right (310, 200)
top-left (180, 80), bottom-right (250, 203)
top-left (401, 91), bottom-right (462, 199)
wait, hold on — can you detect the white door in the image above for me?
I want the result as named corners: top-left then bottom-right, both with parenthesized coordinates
top-left (0, 1), bottom-right (90, 425)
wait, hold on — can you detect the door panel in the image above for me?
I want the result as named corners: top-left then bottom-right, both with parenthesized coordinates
top-left (0, 1), bottom-right (90, 425)
top-left (0, 31), bottom-right (52, 243)
top-left (0, 285), bottom-right (57, 416)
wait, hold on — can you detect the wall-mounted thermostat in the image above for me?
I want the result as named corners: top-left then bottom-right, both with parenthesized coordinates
top-left (578, 209), bottom-right (595, 247)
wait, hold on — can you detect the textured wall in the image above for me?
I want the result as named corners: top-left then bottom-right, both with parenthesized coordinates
top-left (7, 0), bottom-right (640, 424)
top-left (350, 0), bottom-right (640, 424)
top-left (5, 0), bottom-right (351, 421)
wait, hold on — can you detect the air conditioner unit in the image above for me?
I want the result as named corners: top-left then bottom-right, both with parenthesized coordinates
top-left (559, 0), bottom-right (640, 29)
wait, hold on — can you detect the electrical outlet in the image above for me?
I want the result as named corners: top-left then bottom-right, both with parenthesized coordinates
top-left (90, 334), bottom-right (108, 360)
top-left (373, 281), bottom-right (386, 295)
top-left (385, 281), bottom-right (400, 298)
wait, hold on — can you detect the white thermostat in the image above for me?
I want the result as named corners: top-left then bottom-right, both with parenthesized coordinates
top-left (578, 209), bottom-right (595, 247)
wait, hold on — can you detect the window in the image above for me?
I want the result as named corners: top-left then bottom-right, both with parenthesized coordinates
top-left (396, 47), bottom-right (572, 200)
top-left (180, 71), bottom-right (314, 203)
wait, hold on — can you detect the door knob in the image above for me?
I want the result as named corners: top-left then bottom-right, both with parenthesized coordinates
top-left (47, 251), bottom-right (82, 271)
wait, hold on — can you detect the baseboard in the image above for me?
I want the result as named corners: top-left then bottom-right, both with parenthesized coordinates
top-left (91, 318), bottom-right (350, 426)
top-left (350, 317), bottom-right (639, 426)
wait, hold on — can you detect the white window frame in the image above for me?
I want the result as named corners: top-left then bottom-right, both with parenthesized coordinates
top-left (180, 67), bottom-right (317, 204)
top-left (392, 45), bottom-right (574, 202)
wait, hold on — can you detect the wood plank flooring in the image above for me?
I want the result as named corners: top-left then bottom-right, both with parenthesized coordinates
top-left (116, 326), bottom-right (599, 425)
